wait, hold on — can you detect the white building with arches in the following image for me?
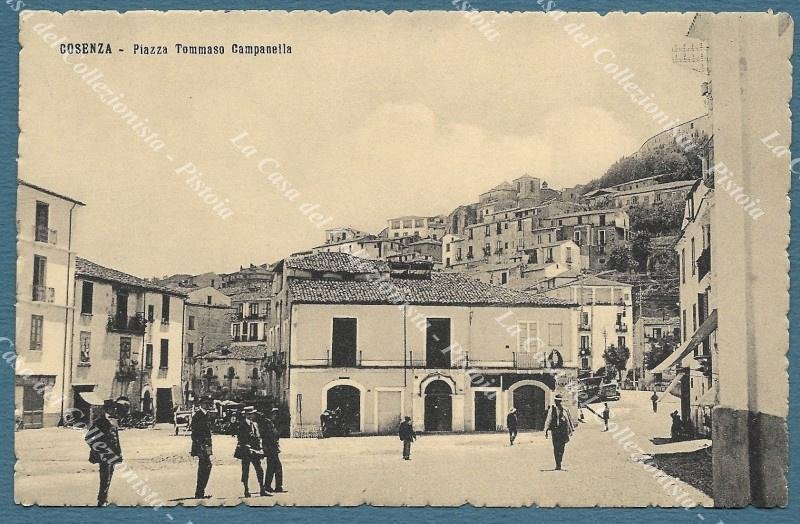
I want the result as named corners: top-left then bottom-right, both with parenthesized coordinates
top-left (268, 252), bottom-right (580, 436)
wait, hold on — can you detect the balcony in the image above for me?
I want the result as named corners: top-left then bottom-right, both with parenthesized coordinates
top-left (107, 313), bottom-right (147, 334)
top-left (697, 247), bottom-right (711, 281)
top-left (615, 323), bottom-right (628, 333)
top-left (34, 226), bottom-right (58, 245)
top-left (578, 322), bottom-right (591, 331)
top-left (31, 285), bottom-right (55, 303)
top-left (115, 361), bottom-right (139, 381)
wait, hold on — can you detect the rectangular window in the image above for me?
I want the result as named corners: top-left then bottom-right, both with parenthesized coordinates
top-left (249, 303), bottom-right (259, 317)
top-left (145, 344), bottom-right (153, 368)
top-left (599, 230), bottom-right (607, 245)
top-left (80, 281), bottom-right (93, 314)
top-left (580, 335), bottom-right (590, 349)
top-left (32, 255), bottom-right (47, 301)
top-left (426, 318), bottom-right (451, 368)
top-left (147, 304), bottom-right (155, 322)
top-left (331, 318), bottom-right (357, 367)
top-left (161, 294), bottom-right (170, 322)
top-left (692, 304), bottom-right (698, 332)
top-left (517, 220), bottom-right (522, 231)
top-left (30, 315), bottom-right (43, 351)
top-left (159, 339), bottom-right (169, 368)
top-left (682, 310), bottom-right (687, 342)
top-left (518, 321), bottom-right (539, 352)
top-left (566, 247), bottom-right (572, 263)
top-left (120, 337), bottom-right (131, 363)
top-left (250, 323), bottom-right (258, 339)
top-left (496, 223), bottom-right (502, 234)
top-left (600, 214), bottom-right (606, 226)
top-left (456, 248), bottom-right (462, 260)
top-left (79, 331), bottom-right (91, 363)
top-left (468, 229), bottom-right (473, 240)
top-left (467, 246), bottom-right (473, 258)
top-left (188, 315), bottom-right (196, 330)
top-left (207, 295), bottom-right (212, 305)
top-left (691, 237), bottom-right (696, 275)
top-left (34, 201), bottom-right (50, 242)
top-left (548, 323), bottom-right (563, 346)
top-left (618, 336), bottom-right (625, 348)
top-left (187, 342), bottom-right (194, 358)
top-left (232, 323), bottom-right (241, 338)
top-left (446, 243), bottom-right (451, 252)
top-left (501, 272), bottom-right (508, 284)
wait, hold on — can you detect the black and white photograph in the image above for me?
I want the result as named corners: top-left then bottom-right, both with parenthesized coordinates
top-left (11, 9), bottom-right (791, 509)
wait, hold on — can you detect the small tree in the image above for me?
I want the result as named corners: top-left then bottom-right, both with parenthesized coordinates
top-left (603, 344), bottom-right (631, 381)
top-left (644, 334), bottom-right (679, 370)
top-left (607, 246), bottom-right (638, 272)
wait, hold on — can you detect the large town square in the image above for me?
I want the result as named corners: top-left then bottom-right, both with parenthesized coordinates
top-left (12, 9), bottom-right (789, 511)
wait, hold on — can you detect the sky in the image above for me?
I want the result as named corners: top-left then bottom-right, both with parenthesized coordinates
top-left (19, 10), bottom-right (707, 277)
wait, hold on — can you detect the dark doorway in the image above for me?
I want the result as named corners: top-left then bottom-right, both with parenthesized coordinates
top-left (155, 388), bottom-right (173, 423)
top-left (22, 385), bottom-right (44, 428)
top-left (326, 385), bottom-right (360, 433)
top-left (116, 289), bottom-right (129, 323)
top-left (426, 318), bottom-right (451, 368)
top-left (331, 318), bottom-right (357, 367)
top-left (513, 385), bottom-right (547, 430)
top-left (142, 390), bottom-right (153, 415)
top-left (474, 391), bottom-right (496, 431)
top-left (424, 380), bottom-right (453, 431)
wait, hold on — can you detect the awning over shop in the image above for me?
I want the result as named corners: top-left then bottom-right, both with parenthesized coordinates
top-left (697, 386), bottom-right (718, 406)
top-left (652, 310), bottom-right (718, 374)
top-left (78, 391), bottom-right (105, 406)
top-left (657, 371), bottom-right (684, 403)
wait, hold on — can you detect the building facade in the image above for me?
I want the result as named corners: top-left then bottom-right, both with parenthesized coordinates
top-left (230, 290), bottom-right (271, 342)
top-left (269, 252), bottom-right (579, 436)
top-left (69, 258), bottom-right (187, 424)
top-left (15, 180), bottom-right (84, 428)
top-left (194, 343), bottom-right (267, 399)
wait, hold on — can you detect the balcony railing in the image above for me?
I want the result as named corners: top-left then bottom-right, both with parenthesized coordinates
top-left (697, 247), bottom-right (711, 281)
top-left (578, 322), bottom-right (591, 331)
top-left (34, 226), bottom-right (58, 245)
top-left (615, 323), bottom-right (628, 332)
top-left (107, 313), bottom-right (147, 334)
top-left (115, 361), bottom-right (139, 381)
top-left (31, 285), bottom-right (55, 303)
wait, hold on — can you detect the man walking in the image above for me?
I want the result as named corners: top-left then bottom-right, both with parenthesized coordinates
top-left (190, 395), bottom-right (214, 499)
top-left (262, 407), bottom-right (285, 493)
top-left (86, 399), bottom-right (123, 506)
top-left (544, 394), bottom-right (575, 471)
top-left (398, 416), bottom-right (416, 460)
top-left (651, 390), bottom-right (659, 413)
top-left (506, 408), bottom-right (518, 445)
top-left (234, 406), bottom-right (266, 497)
top-left (602, 403), bottom-right (610, 431)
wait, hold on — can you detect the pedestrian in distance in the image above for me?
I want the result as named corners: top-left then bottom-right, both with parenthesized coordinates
top-left (507, 408), bottom-right (518, 445)
top-left (85, 398), bottom-right (123, 507)
top-left (602, 403), bottom-right (610, 431)
top-left (190, 395), bottom-right (214, 499)
top-left (261, 407), bottom-right (285, 493)
top-left (398, 416), bottom-right (416, 460)
top-left (670, 410), bottom-right (683, 442)
top-left (651, 390), bottom-right (659, 413)
top-left (544, 394), bottom-right (575, 471)
top-left (234, 406), bottom-right (266, 497)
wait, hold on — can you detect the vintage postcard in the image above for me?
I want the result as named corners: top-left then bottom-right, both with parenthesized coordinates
top-left (12, 9), bottom-right (791, 510)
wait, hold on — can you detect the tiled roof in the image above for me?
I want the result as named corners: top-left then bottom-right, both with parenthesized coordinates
top-left (571, 275), bottom-right (632, 288)
top-left (286, 252), bottom-right (390, 274)
top-left (198, 343), bottom-right (267, 360)
top-left (76, 258), bottom-right (186, 296)
top-left (230, 290), bottom-right (272, 302)
top-left (611, 179), bottom-right (696, 198)
top-left (289, 272), bottom-right (572, 307)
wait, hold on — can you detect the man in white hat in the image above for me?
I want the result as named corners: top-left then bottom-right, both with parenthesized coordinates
top-left (506, 408), bottom-right (519, 446)
top-left (544, 393), bottom-right (575, 470)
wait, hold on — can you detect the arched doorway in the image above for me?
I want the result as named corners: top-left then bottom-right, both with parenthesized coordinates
top-left (424, 380), bottom-right (453, 431)
top-left (326, 385), bottom-right (361, 433)
top-left (142, 390), bottom-right (153, 415)
top-left (512, 384), bottom-right (547, 430)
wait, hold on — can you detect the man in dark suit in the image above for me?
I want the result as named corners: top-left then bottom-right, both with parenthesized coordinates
top-left (235, 406), bottom-right (266, 497)
top-left (261, 407), bottom-right (285, 493)
top-left (85, 398), bottom-right (123, 506)
top-left (544, 394), bottom-right (575, 471)
top-left (507, 408), bottom-right (519, 446)
top-left (398, 416), bottom-right (416, 460)
top-left (191, 395), bottom-right (214, 499)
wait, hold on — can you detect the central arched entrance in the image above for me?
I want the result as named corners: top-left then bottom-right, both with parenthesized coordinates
top-left (326, 385), bottom-right (361, 433)
top-left (512, 384), bottom-right (547, 430)
top-left (424, 380), bottom-right (453, 431)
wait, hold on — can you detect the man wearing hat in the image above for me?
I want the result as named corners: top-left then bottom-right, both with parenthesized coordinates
top-left (544, 393), bottom-right (575, 471)
top-left (86, 398), bottom-right (123, 506)
top-left (190, 395), bottom-right (214, 499)
top-left (398, 416), bottom-right (416, 460)
top-left (261, 407), bottom-right (285, 493)
top-left (235, 406), bottom-right (266, 497)
top-left (507, 407), bottom-right (519, 446)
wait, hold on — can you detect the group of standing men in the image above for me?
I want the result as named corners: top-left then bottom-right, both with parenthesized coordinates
top-left (191, 395), bottom-right (285, 498)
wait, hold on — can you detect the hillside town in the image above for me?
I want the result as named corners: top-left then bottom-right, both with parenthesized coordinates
top-left (13, 11), bottom-right (789, 510)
